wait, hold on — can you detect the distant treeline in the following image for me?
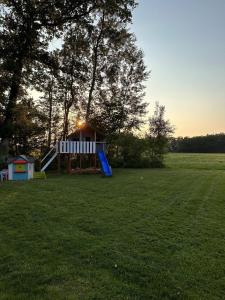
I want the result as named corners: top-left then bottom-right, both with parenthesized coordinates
top-left (170, 134), bottom-right (225, 153)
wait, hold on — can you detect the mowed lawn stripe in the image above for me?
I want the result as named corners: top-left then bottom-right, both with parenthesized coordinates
top-left (0, 167), bottom-right (225, 299)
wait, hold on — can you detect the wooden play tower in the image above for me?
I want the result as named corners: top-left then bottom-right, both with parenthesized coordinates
top-left (41, 123), bottom-right (112, 176)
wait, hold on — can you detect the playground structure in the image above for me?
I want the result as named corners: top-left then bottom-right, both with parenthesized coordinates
top-left (41, 123), bottom-right (112, 176)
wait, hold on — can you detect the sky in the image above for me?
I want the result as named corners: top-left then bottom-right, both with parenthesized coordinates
top-left (131, 0), bottom-right (225, 136)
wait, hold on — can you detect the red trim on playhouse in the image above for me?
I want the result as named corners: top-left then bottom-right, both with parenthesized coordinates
top-left (12, 160), bottom-right (27, 164)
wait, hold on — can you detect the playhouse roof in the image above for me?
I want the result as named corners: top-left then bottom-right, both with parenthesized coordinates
top-left (8, 155), bottom-right (35, 164)
top-left (68, 122), bottom-right (105, 140)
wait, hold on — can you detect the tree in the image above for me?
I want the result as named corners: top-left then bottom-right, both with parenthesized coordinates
top-left (147, 103), bottom-right (174, 166)
top-left (37, 69), bottom-right (60, 149)
top-left (108, 132), bottom-right (149, 168)
top-left (170, 134), bottom-right (225, 153)
top-left (0, 0), bottom-right (137, 146)
top-left (57, 25), bottom-right (91, 140)
top-left (88, 30), bottom-right (149, 136)
top-left (40, 5), bottom-right (146, 140)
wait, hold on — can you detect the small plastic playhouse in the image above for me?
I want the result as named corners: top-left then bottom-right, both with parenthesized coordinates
top-left (8, 155), bottom-right (34, 180)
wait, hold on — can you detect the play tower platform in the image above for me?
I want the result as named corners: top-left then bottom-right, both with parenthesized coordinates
top-left (41, 123), bottom-right (112, 176)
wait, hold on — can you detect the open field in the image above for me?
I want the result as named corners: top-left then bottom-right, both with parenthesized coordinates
top-left (1, 154), bottom-right (225, 299)
top-left (166, 152), bottom-right (225, 170)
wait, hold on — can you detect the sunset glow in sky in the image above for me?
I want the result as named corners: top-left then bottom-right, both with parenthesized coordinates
top-left (132, 0), bottom-right (225, 136)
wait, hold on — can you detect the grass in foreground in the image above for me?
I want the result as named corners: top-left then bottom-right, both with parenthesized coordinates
top-left (0, 155), bottom-right (225, 299)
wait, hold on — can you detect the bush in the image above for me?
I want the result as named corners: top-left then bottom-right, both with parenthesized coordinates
top-left (108, 132), bottom-right (165, 168)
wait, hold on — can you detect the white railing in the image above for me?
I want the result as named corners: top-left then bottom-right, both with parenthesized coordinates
top-left (57, 141), bottom-right (104, 154)
top-left (41, 145), bottom-right (56, 163)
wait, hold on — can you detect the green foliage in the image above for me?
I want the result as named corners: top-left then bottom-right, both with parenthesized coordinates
top-left (109, 132), bottom-right (149, 168)
top-left (8, 98), bottom-right (46, 156)
top-left (146, 103), bottom-right (174, 166)
top-left (108, 103), bottom-right (174, 169)
top-left (171, 134), bottom-right (225, 153)
top-left (0, 141), bottom-right (8, 169)
top-left (88, 31), bottom-right (149, 135)
top-left (108, 132), bottom-right (166, 169)
top-left (0, 0), bottom-right (139, 146)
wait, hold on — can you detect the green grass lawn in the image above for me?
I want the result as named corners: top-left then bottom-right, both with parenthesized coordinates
top-left (166, 152), bottom-right (225, 170)
top-left (1, 154), bottom-right (225, 299)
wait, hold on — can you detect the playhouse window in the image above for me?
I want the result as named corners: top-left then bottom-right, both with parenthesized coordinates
top-left (15, 164), bottom-right (26, 173)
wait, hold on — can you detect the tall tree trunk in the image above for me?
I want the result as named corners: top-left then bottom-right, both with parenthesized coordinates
top-left (62, 71), bottom-right (77, 140)
top-left (2, 57), bottom-right (24, 139)
top-left (0, 56), bottom-right (24, 158)
top-left (86, 12), bottom-right (105, 121)
top-left (62, 92), bottom-right (72, 140)
top-left (47, 76), bottom-right (54, 149)
top-left (47, 89), bottom-right (53, 148)
top-left (0, 139), bottom-right (9, 166)
top-left (63, 108), bottom-right (70, 140)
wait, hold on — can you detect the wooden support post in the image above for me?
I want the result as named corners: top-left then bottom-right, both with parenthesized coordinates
top-left (79, 154), bottom-right (82, 169)
top-left (67, 154), bottom-right (72, 174)
top-left (94, 130), bottom-right (97, 169)
top-left (94, 154), bottom-right (97, 169)
top-left (57, 153), bottom-right (61, 173)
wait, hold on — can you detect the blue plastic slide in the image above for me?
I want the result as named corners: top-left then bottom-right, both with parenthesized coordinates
top-left (97, 151), bottom-right (112, 177)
